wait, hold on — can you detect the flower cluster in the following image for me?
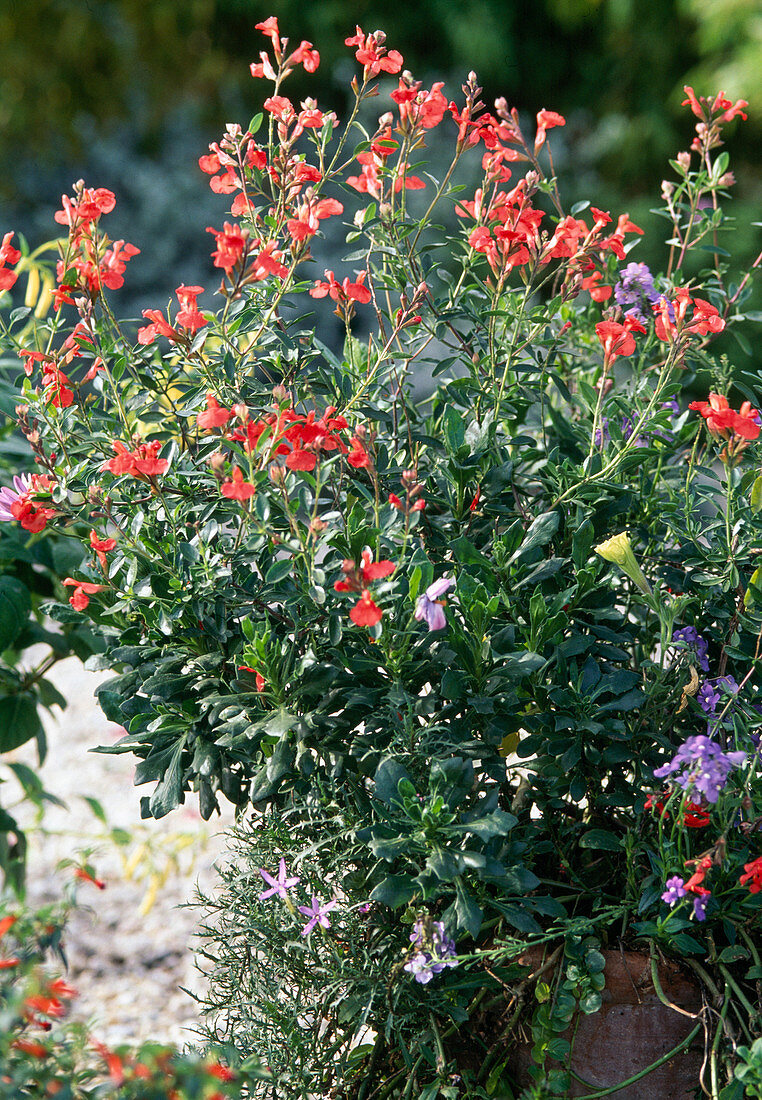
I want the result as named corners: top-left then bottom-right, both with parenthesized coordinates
top-left (653, 735), bottom-right (746, 803)
top-left (672, 626), bottom-right (710, 673)
top-left (403, 919), bottom-right (458, 984)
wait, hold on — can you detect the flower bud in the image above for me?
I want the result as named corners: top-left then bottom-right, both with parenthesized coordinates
top-left (594, 532), bottom-right (652, 595)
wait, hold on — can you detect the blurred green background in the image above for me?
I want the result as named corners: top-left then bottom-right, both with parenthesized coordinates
top-left (1, 0), bottom-right (760, 326)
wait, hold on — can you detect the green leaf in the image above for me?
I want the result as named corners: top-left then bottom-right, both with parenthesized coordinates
top-left (508, 511), bottom-right (559, 564)
top-left (0, 694), bottom-right (43, 752)
top-left (266, 558), bottom-right (293, 584)
top-left (579, 829), bottom-right (621, 851)
top-left (147, 738), bottom-right (187, 818)
top-left (0, 575), bottom-right (31, 651)
top-left (374, 758), bottom-right (412, 804)
top-left (369, 875), bottom-right (416, 909)
top-left (752, 476), bottom-right (762, 514)
top-left (454, 877), bottom-right (482, 937)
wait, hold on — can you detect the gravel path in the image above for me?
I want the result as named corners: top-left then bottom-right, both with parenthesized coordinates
top-left (11, 655), bottom-right (235, 1049)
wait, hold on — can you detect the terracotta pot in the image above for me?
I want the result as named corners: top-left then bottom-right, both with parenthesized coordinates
top-left (508, 949), bottom-right (704, 1098)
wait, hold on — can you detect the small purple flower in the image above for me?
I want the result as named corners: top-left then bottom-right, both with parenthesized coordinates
top-left (692, 893), bottom-right (710, 921)
top-left (357, 902), bottom-right (372, 915)
top-left (697, 675), bottom-right (738, 716)
top-left (621, 416), bottom-right (647, 447)
top-left (414, 576), bottom-right (455, 632)
top-left (614, 262), bottom-right (659, 323)
top-left (298, 895), bottom-right (337, 936)
top-left (594, 416), bottom-right (610, 448)
top-left (259, 858), bottom-right (300, 901)
top-left (404, 919), bottom-right (458, 983)
top-left (661, 875), bottom-right (687, 906)
top-left (661, 398), bottom-right (680, 418)
top-left (672, 626), bottom-right (710, 674)
top-left (0, 474), bottom-right (31, 522)
top-left (654, 735), bottom-right (746, 803)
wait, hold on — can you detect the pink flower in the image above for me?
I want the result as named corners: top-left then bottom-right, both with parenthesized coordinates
top-left (298, 895), bottom-right (337, 935)
top-left (259, 858), bottom-right (300, 901)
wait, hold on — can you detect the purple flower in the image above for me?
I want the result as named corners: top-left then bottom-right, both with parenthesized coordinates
top-left (614, 262), bottom-right (659, 323)
top-left (259, 858), bottom-right (300, 901)
top-left (621, 416), bottom-right (647, 447)
top-left (414, 576), bottom-right (455, 632)
top-left (697, 675), bottom-right (738, 716)
top-left (298, 895), bottom-right (337, 936)
top-left (594, 416), bottom-right (610, 448)
top-left (654, 735), bottom-right (746, 803)
top-left (404, 919), bottom-right (458, 983)
top-left (672, 627), bottom-right (710, 673)
top-left (661, 875), bottom-right (687, 906)
top-left (692, 893), bottom-right (710, 921)
top-left (404, 952), bottom-right (435, 984)
top-left (661, 398), bottom-right (680, 418)
top-left (0, 474), bottom-right (31, 522)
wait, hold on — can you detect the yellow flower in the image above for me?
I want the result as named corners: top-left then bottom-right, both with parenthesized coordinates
top-left (594, 532), bottom-right (652, 594)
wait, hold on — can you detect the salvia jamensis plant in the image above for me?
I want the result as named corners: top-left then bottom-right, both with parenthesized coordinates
top-left (1, 20), bottom-right (762, 1096)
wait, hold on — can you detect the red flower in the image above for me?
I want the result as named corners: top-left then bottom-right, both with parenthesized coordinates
top-left (12, 1040), bottom-right (48, 1058)
top-left (74, 866), bottom-right (106, 890)
top-left (347, 437), bottom-right (371, 468)
top-left (595, 320), bottom-right (636, 362)
top-left (197, 393), bottom-right (232, 431)
top-left (350, 589), bottom-right (383, 627)
top-left (689, 392), bottom-right (760, 442)
top-left (102, 440), bottom-right (169, 478)
top-left (206, 222), bottom-right (246, 274)
top-left (90, 529), bottom-right (117, 570)
top-left (0, 915), bottom-right (17, 938)
top-left (345, 26), bottom-right (403, 77)
top-left (221, 466), bottom-right (256, 500)
top-left (285, 446), bottom-right (317, 471)
top-left (739, 855), bottom-right (762, 894)
top-left (62, 578), bottom-right (106, 611)
top-left (175, 284), bottom-right (206, 332)
top-left (534, 109), bottom-right (565, 151)
top-left (310, 269), bottom-right (371, 306)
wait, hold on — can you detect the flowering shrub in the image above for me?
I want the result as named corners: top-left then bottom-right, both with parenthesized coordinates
top-left (1, 20), bottom-right (762, 1095)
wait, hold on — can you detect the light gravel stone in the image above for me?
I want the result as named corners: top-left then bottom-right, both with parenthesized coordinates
top-left (10, 655), bottom-right (235, 1049)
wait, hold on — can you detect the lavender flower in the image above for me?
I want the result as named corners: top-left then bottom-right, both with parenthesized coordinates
top-left (654, 735), bottom-right (746, 803)
top-left (697, 675), bottom-right (738, 716)
top-left (661, 397), bottom-right (680, 418)
top-left (614, 262), bottom-right (659, 323)
top-left (298, 895), bottom-right (337, 936)
top-left (621, 416), bottom-right (647, 447)
top-left (404, 919), bottom-right (458, 983)
top-left (672, 626), bottom-right (710, 673)
top-left (692, 893), bottom-right (710, 921)
top-left (661, 876), bottom-right (687, 906)
top-left (405, 952), bottom-right (436, 984)
top-left (414, 576), bottom-right (455, 632)
top-left (594, 416), bottom-right (610, 448)
top-left (258, 857), bottom-right (300, 901)
top-left (0, 474), bottom-right (31, 522)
